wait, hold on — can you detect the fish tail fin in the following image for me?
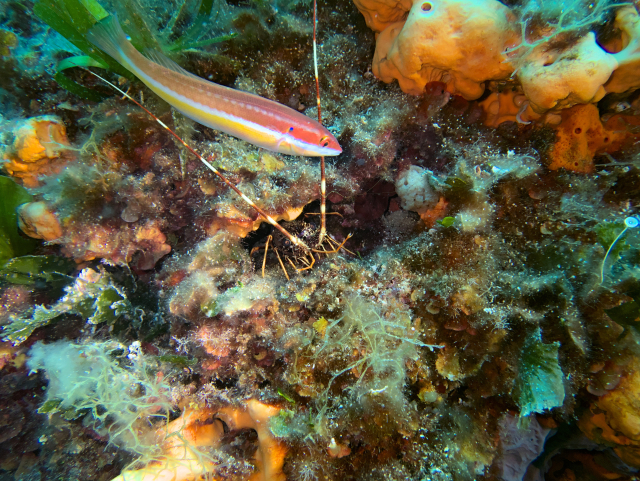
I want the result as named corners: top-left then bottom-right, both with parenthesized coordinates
top-left (86, 14), bottom-right (130, 65)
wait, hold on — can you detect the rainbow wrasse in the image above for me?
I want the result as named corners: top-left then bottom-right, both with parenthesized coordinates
top-left (86, 16), bottom-right (342, 157)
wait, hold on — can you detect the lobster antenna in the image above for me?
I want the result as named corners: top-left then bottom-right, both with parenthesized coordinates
top-left (313, 0), bottom-right (328, 246)
top-left (76, 66), bottom-right (309, 251)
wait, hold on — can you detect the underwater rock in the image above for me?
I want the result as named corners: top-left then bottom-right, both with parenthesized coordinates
top-left (201, 153), bottom-right (324, 239)
top-left (58, 220), bottom-right (171, 269)
top-left (206, 203), bottom-right (306, 239)
top-left (5, 0), bottom-right (640, 479)
top-left (167, 232), bottom-right (252, 320)
top-left (1, 116), bottom-right (74, 188)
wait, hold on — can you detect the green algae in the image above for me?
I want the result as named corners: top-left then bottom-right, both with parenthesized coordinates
top-left (2, 267), bottom-right (133, 344)
top-left (157, 354), bottom-right (198, 367)
top-left (0, 29), bottom-right (18, 57)
top-left (515, 328), bottom-right (565, 419)
top-left (0, 255), bottom-right (75, 287)
top-left (0, 177), bottom-right (38, 265)
top-left (33, 0), bottom-right (130, 75)
top-left (34, 0), bottom-right (240, 98)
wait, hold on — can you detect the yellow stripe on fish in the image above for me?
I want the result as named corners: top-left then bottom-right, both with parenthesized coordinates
top-left (86, 15), bottom-right (342, 157)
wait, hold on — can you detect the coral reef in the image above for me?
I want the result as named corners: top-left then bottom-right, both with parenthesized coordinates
top-left (2, 0), bottom-right (640, 480)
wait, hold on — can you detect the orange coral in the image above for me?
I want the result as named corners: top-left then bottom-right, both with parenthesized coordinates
top-left (605, 5), bottom-right (640, 95)
top-left (219, 400), bottom-right (287, 481)
top-left (355, 0), bottom-right (640, 117)
top-left (518, 33), bottom-right (617, 114)
top-left (352, 0), bottom-right (413, 32)
top-left (2, 116), bottom-right (75, 188)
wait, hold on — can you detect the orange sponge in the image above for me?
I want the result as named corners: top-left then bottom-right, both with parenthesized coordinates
top-left (357, 0), bottom-right (517, 98)
top-left (548, 104), bottom-right (625, 174)
top-left (110, 400), bottom-right (287, 481)
top-left (2, 116), bottom-right (74, 188)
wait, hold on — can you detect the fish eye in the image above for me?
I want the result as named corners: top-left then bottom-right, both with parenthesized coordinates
top-left (320, 136), bottom-right (329, 147)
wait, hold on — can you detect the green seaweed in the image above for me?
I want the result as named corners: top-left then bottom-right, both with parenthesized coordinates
top-left (0, 177), bottom-right (39, 266)
top-left (596, 221), bottom-right (628, 259)
top-left (33, 0), bottom-right (127, 75)
top-left (160, 0), bottom-right (234, 51)
top-left (201, 298), bottom-right (219, 317)
top-left (164, 0), bottom-right (213, 50)
top-left (35, 0), bottom-right (238, 98)
top-left (33, 0), bottom-right (132, 98)
top-left (515, 328), bottom-right (565, 418)
top-left (55, 56), bottom-right (109, 101)
top-left (38, 398), bottom-right (87, 420)
top-left (0, 255), bottom-right (75, 287)
top-left (37, 399), bottom-right (63, 414)
top-left (165, 32), bottom-right (238, 52)
top-left (437, 216), bottom-right (456, 228)
top-left (269, 408), bottom-right (296, 438)
top-left (157, 354), bottom-right (197, 367)
top-left (114, 0), bottom-right (161, 52)
top-left (27, 340), bottom-right (175, 459)
top-left (87, 285), bottom-right (131, 325)
top-left (277, 388), bottom-right (295, 404)
top-left (3, 305), bottom-right (62, 345)
top-left (0, 29), bottom-right (18, 57)
top-left (2, 267), bottom-right (134, 345)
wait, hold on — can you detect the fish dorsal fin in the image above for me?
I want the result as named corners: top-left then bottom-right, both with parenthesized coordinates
top-left (143, 48), bottom-right (202, 81)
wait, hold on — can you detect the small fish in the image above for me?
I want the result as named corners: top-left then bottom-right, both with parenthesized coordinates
top-left (615, 101), bottom-right (631, 113)
top-left (86, 16), bottom-right (342, 157)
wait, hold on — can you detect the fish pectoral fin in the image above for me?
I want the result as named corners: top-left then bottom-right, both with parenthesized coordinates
top-left (142, 48), bottom-right (202, 81)
top-left (274, 131), bottom-right (293, 152)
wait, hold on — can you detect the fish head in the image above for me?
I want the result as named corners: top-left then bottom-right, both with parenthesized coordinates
top-left (277, 126), bottom-right (342, 157)
top-left (317, 131), bottom-right (343, 157)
